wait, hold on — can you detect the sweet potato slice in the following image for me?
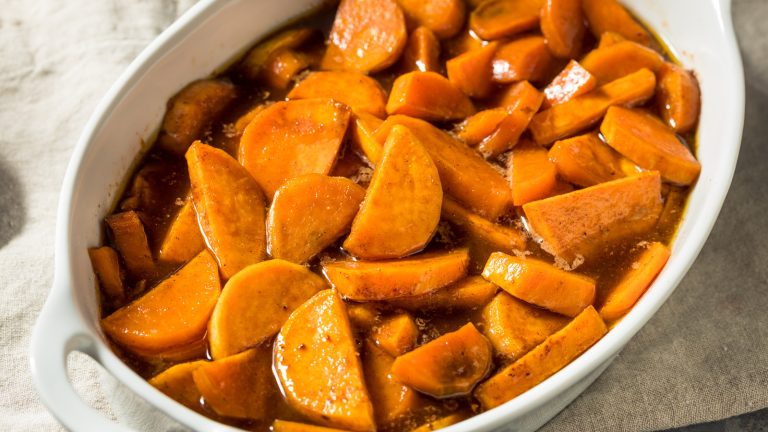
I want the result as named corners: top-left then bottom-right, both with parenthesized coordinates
top-left (239, 28), bottom-right (318, 80)
top-left (548, 132), bottom-right (626, 187)
top-left (260, 49), bottom-right (311, 90)
top-left (457, 109), bottom-right (508, 146)
top-left (478, 81), bottom-right (543, 157)
top-left (581, 40), bottom-right (664, 84)
top-left (157, 79), bottom-right (237, 155)
top-left (481, 292), bottom-right (568, 360)
top-left (208, 259), bottom-right (327, 359)
top-left (507, 140), bottom-right (559, 205)
top-left (274, 290), bottom-right (375, 431)
top-left (102, 250), bottom-right (220, 355)
top-left (323, 249), bottom-right (470, 301)
top-left (540, 0), bottom-right (585, 58)
top-left (322, 0), bottom-right (407, 73)
top-left (374, 116), bottom-right (513, 219)
top-left (364, 340), bottom-right (423, 427)
top-left (443, 27), bottom-right (485, 58)
top-left (288, 71), bottom-right (388, 117)
top-left (272, 421), bottom-right (351, 432)
top-left (482, 253), bottom-right (596, 316)
top-left (386, 71), bottom-right (476, 121)
top-left (105, 211), bottom-right (154, 280)
top-left (582, 0), bottom-right (651, 46)
top-left (656, 63), bottom-right (701, 134)
top-left (186, 142), bottom-right (267, 280)
top-left (157, 197), bottom-right (206, 265)
top-left (385, 276), bottom-right (498, 312)
top-left (447, 41), bottom-right (498, 98)
top-left (347, 304), bottom-right (383, 330)
top-left (149, 360), bottom-right (206, 411)
top-left (88, 246), bottom-right (125, 301)
top-left (599, 242), bottom-right (670, 321)
top-left (522, 171), bottom-right (663, 260)
top-left (398, 0), bottom-right (466, 39)
top-left (598, 31), bottom-right (626, 48)
top-left (469, 0), bottom-right (542, 40)
top-left (193, 345), bottom-right (276, 421)
top-left (601, 106), bottom-right (700, 185)
top-left (391, 323), bottom-right (492, 398)
top-left (491, 36), bottom-right (554, 84)
top-left (474, 306), bottom-right (607, 408)
top-left (411, 413), bottom-right (468, 432)
top-left (400, 26), bottom-right (441, 73)
top-left (238, 99), bottom-right (351, 198)
top-left (529, 68), bottom-right (656, 145)
top-left (344, 125), bottom-right (443, 260)
top-left (268, 174), bottom-right (366, 263)
top-left (372, 313), bottom-right (419, 356)
top-left (350, 112), bottom-right (385, 164)
top-left (542, 60), bottom-right (597, 109)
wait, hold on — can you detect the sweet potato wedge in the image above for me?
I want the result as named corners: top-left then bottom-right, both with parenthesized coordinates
top-left (582, 0), bottom-right (651, 45)
top-left (400, 26), bottom-right (441, 73)
top-left (374, 116), bottom-right (513, 219)
top-left (239, 28), bottom-right (318, 80)
top-left (386, 71), bottom-right (476, 121)
top-left (474, 305), bottom-right (607, 408)
top-left (88, 246), bottom-right (125, 301)
top-left (398, 0), bottom-right (466, 39)
top-left (522, 171), bottom-right (663, 260)
top-left (105, 211), bottom-right (154, 280)
top-left (528, 68), bottom-right (656, 145)
top-left (157, 197), bottom-right (206, 265)
top-left (364, 340), bottom-right (423, 427)
top-left (186, 142), bottom-right (267, 280)
top-left (322, 0), bottom-right (407, 73)
top-left (491, 36), bottom-right (554, 84)
top-left (443, 27), bottom-right (485, 58)
top-left (482, 253), bottom-right (596, 317)
top-left (457, 108), bottom-right (508, 147)
top-left (581, 40), bottom-right (664, 84)
top-left (391, 323), bottom-right (492, 398)
top-left (344, 125), bottom-right (442, 259)
top-left (347, 303), bottom-right (383, 330)
top-left (238, 99), bottom-right (351, 198)
top-left (208, 259), bottom-right (327, 359)
top-left (542, 60), bottom-right (597, 109)
top-left (149, 360), bottom-right (207, 412)
top-left (102, 250), bottom-right (220, 355)
top-left (350, 112), bottom-right (385, 164)
top-left (274, 290), bottom-right (375, 432)
top-left (656, 63), bottom-right (701, 134)
top-left (601, 106), bottom-right (700, 185)
top-left (469, 0), bottom-right (542, 40)
top-left (268, 174), bottom-right (366, 263)
top-left (597, 31), bottom-right (626, 48)
top-left (323, 249), bottom-right (470, 301)
top-left (599, 242), bottom-right (670, 321)
top-left (507, 140), bottom-right (559, 205)
top-left (261, 49), bottom-right (310, 90)
top-left (288, 71), bottom-right (388, 117)
top-left (478, 81), bottom-right (543, 157)
top-left (548, 132), bottom-right (626, 187)
top-left (384, 276), bottom-right (498, 312)
top-left (447, 41), bottom-right (498, 98)
top-left (540, 0), bottom-right (585, 58)
top-left (272, 421), bottom-right (351, 432)
top-left (481, 292), bottom-right (568, 359)
top-left (372, 313), bottom-right (419, 356)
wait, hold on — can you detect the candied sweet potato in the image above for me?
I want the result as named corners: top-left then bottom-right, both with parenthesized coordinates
top-left (288, 71), bottom-right (388, 117)
top-left (478, 81), bottom-right (544, 158)
top-left (542, 60), bottom-right (597, 109)
top-left (469, 0), bottom-right (542, 40)
top-left (239, 28), bottom-right (318, 80)
top-left (581, 40), bottom-right (664, 84)
top-left (457, 108), bottom-right (508, 146)
top-left (88, 246), bottom-right (125, 301)
top-left (540, 0), bottom-right (585, 58)
top-left (149, 360), bottom-right (207, 411)
top-left (656, 63), bottom-right (701, 134)
top-left (582, 0), bottom-right (651, 45)
top-left (598, 31), bottom-right (626, 48)
top-left (386, 71), bottom-right (476, 121)
top-left (398, 0), bottom-right (466, 39)
top-left (372, 313), bottom-right (419, 356)
top-left (447, 42), bottom-right (498, 98)
top-left (384, 276), bottom-right (498, 312)
top-left (350, 112), bottom-right (385, 164)
top-left (261, 49), bottom-right (311, 90)
top-left (548, 132), bottom-right (626, 187)
top-left (400, 26), bottom-right (441, 73)
top-left (507, 140), bottom-right (559, 205)
top-left (157, 197), bottom-right (205, 265)
top-left (105, 211), bottom-right (154, 280)
top-left (491, 36), bottom-right (554, 84)
top-left (364, 340), bottom-right (423, 427)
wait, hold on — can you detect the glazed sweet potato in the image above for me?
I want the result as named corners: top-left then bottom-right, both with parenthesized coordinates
top-left (274, 290), bottom-right (375, 431)
top-left (507, 140), bottom-right (559, 205)
top-left (363, 340), bottom-right (423, 428)
top-left (149, 360), bottom-right (207, 412)
top-left (384, 276), bottom-right (498, 312)
top-left (261, 49), bottom-right (311, 90)
top-left (322, 0), bottom-right (407, 73)
top-left (469, 0), bottom-right (542, 40)
top-left (372, 313), bottom-right (419, 356)
top-left (268, 174), bottom-right (366, 263)
top-left (239, 28), bottom-right (318, 80)
top-left (186, 142), bottom-right (267, 280)
top-left (105, 210), bottom-right (154, 280)
top-left (400, 26), bottom-right (441, 73)
top-left (474, 306), bottom-right (607, 408)
top-left (491, 36), bottom-right (554, 84)
top-left (478, 81), bottom-right (544, 157)
top-left (582, 0), bottom-right (651, 45)
top-left (482, 253), bottom-right (596, 317)
top-left (208, 259), bottom-right (326, 359)
top-left (239, 99), bottom-right (350, 197)
top-left (272, 421), bottom-right (351, 432)
top-left (350, 112), bottom-right (385, 164)
top-left (581, 40), bottom-right (664, 84)
top-left (443, 27), bottom-right (485, 58)
top-left (323, 249), bottom-right (470, 301)
top-left (457, 109), bottom-right (508, 146)
top-left (656, 63), bottom-right (701, 134)
top-left (548, 132), bottom-right (626, 187)
top-left (386, 71), bottom-right (476, 121)
top-left (598, 31), bottom-right (626, 48)
top-left (542, 60), bottom-right (597, 108)
top-left (398, 0), bottom-right (466, 39)
top-left (523, 171), bottom-right (663, 260)
top-left (157, 197), bottom-right (205, 265)
top-left (540, 0), bottom-right (585, 58)
top-left (88, 246), bottom-right (125, 301)
top-left (347, 303), bottom-right (383, 330)
top-left (288, 71), bottom-right (388, 117)
top-left (601, 106), bottom-right (701, 185)
top-left (391, 323), bottom-right (492, 398)
top-left (447, 42), bottom-right (498, 98)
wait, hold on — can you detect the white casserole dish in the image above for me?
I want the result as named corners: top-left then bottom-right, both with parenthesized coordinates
top-left (30, 0), bottom-right (744, 430)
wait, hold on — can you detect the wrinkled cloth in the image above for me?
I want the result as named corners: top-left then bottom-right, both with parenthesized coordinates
top-left (0, 1), bottom-right (766, 431)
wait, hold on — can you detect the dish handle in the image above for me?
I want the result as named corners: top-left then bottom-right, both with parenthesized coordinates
top-left (30, 279), bottom-right (133, 432)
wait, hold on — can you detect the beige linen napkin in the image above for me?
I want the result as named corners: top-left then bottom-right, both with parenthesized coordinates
top-left (1, 1), bottom-right (766, 431)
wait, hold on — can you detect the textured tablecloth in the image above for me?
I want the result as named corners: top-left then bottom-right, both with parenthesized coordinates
top-left (1, 1), bottom-right (766, 431)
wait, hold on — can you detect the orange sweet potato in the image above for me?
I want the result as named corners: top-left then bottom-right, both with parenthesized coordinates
top-left (457, 108), bottom-right (508, 146)
top-left (400, 26), bottom-right (441, 73)
top-left (350, 112), bottom-right (385, 164)
top-left (491, 36), bottom-right (555, 84)
top-left (208, 259), bottom-right (327, 359)
top-left (447, 41), bottom-right (498, 98)
top-left (601, 106), bottom-right (701, 185)
top-left (149, 360), bottom-right (207, 412)
top-left (363, 340), bottom-right (423, 428)
top-left (582, 0), bottom-right (651, 45)
top-left (548, 132), bottom-right (626, 187)
top-left (522, 171), bottom-right (663, 260)
top-left (322, 0), bottom-right (407, 73)
top-left (344, 126), bottom-right (442, 260)
top-left (656, 63), bottom-right (701, 134)
top-left (347, 303), bottom-right (383, 330)
top-left (238, 99), bottom-right (351, 198)
top-left (186, 142), bottom-right (267, 280)
top-left (288, 71), bottom-right (388, 117)
top-left (274, 290), bottom-right (375, 431)
top-left (482, 253), bottom-right (596, 316)
top-left (102, 250), bottom-right (220, 355)
top-left (599, 242), bottom-right (670, 321)
top-left (157, 197), bottom-right (205, 265)
top-left (372, 313), bottom-right (419, 356)
top-left (375, 116), bottom-right (513, 219)
top-left (398, 0), bottom-right (466, 39)
top-left (598, 31), bottom-right (626, 48)
top-left (261, 49), bottom-right (310, 90)
top-left (529, 68), bottom-right (656, 145)
top-left (272, 421), bottom-right (351, 432)
top-left (540, 0), bottom-right (585, 58)
top-left (88, 246), bottom-right (125, 301)
top-left (474, 305), bottom-right (607, 408)
top-left (384, 276), bottom-right (498, 312)
top-left (469, 0), bottom-right (542, 40)
top-left (481, 292), bottom-right (568, 360)
top-left (508, 140), bottom-right (559, 205)
top-left (391, 323), bottom-right (492, 397)
top-left (323, 249), bottom-right (470, 301)
top-left (443, 27), bottom-right (486, 58)
top-left (542, 60), bottom-right (597, 108)
top-left (105, 211), bottom-right (154, 280)
top-left (239, 28), bottom-right (318, 80)
top-left (386, 71), bottom-right (476, 121)
top-left (268, 174), bottom-right (366, 263)
top-left (581, 40), bottom-right (664, 84)
top-left (478, 81), bottom-right (544, 157)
